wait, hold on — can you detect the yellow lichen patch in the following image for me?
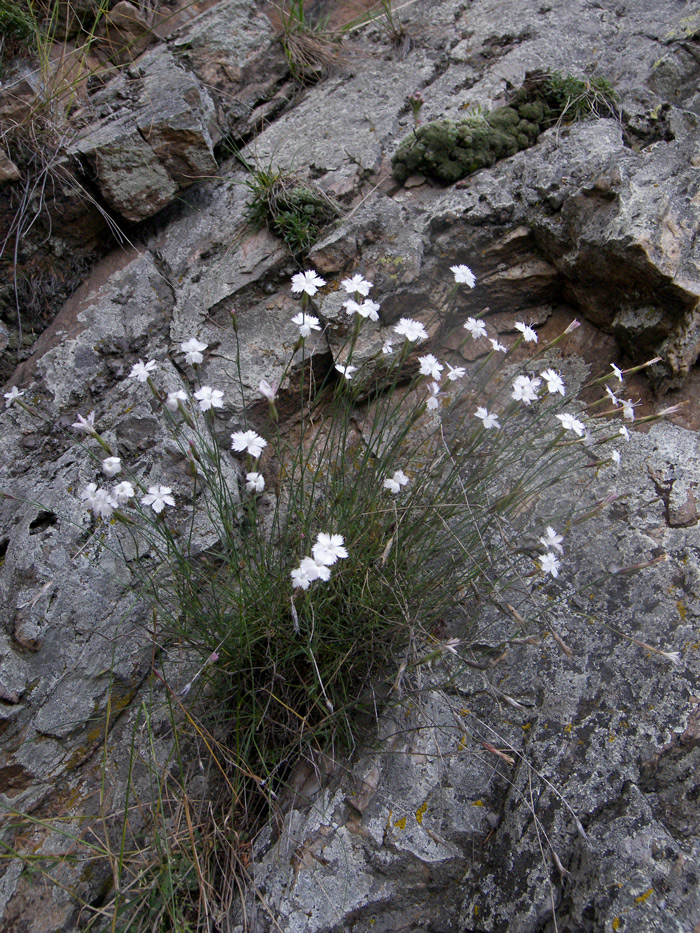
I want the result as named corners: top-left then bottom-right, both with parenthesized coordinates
top-left (635, 888), bottom-right (654, 904)
top-left (415, 801), bottom-right (428, 824)
top-left (564, 723), bottom-right (573, 734)
top-left (472, 800), bottom-right (484, 807)
top-left (394, 816), bottom-right (406, 830)
top-left (458, 735), bottom-right (467, 750)
top-left (612, 917), bottom-right (621, 931)
top-left (677, 600), bottom-right (687, 620)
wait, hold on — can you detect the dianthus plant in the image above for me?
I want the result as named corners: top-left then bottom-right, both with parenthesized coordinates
top-left (67, 264), bottom-right (665, 803)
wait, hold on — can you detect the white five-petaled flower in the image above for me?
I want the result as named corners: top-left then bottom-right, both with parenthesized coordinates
top-left (181, 338), bottom-right (207, 365)
top-left (555, 412), bottom-right (586, 436)
top-left (384, 469), bottom-right (409, 494)
top-left (4, 387), bottom-right (24, 407)
top-left (622, 399), bottom-right (636, 422)
top-left (451, 264), bottom-right (476, 288)
top-left (194, 386), bottom-right (224, 412)
top-left (605, 385), bottom-right (620, 407)
top-left (446, 363), bottom-right (466, 381)
top-left (357, 299), bottom-right (380, 321)
top-left (489, 337), bottom-right (507, 353)
top-left (539, 552), bottom-right (561, 578)
top-left (112, 481), bottom-right (135, 503)
top-left (418, 354), bottom-right (443, 381)
top-left (129, 359), bottom-right (157, 382)
top-left (512, 374), bottom-right (542, 405)
top-left (335, 363), bottom-right (358, 380)
top-left (393, 318), bottom-right (428, 342)
top-left (72, 411), bottom-right (97, 434)
top-left (474, 406), bottom-right (501, 429)
top-left (258, 378), bottom-right (278, 401)
top-left (291, 269), bottom-right (326, 296)
top-left (341, 274), bottom-right (373, 297)
top-left (291, 556), bottom-right (331, 590)
top-left (464, 317), bottom-right (487, 339)
top-left (541, 368), bottom-right (566, 396)
top-left (245, 471), bottom-right (265, 493)
top-left (313, 533), bottom-right (349, 567)
top-left (101, 457), bottom-right (122, 478)
top-left (382, 341), bottom-right (394, 355)
top-left (426, 382), bottom-right (441, 410)
top-left (515, 322), bottom-right (538, 343)
top-left (539, 526), bottom-right (564, 554)
top-left (80, 483), bottom-right (116, 520)
top-left (231, 430), bottom-right (267, 459)
top-left (619, 425), bottom-right (630, 441)
top-left (611, 363), bottom-right (624, 382)
top-left (292, 312), bottom-right (322, 338)
top-left (165, 389), bottom-right (188, 412)
top-left (141, 485), bottom-right (175, 513)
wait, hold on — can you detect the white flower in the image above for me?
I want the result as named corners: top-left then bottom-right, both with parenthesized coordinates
top-left (194, 386), bottom-right (224, 412)
top-left (426, 382), bottom-right (441, 410)
top-left (292, 312), bottom-right (321, 338)
top-left (446, 363), bottom-right (466, 381)
top-left (611, 363), bottom-right (624, 382)
top-left (619, 425), bottom-right (630, 441)
top-left (245, 471), bottom-right (265, 493)
top-left (474, 406), bottom-right (501, 429)
top-left (129, 359), bottom-right (157, 382)
top-left (418, 354), bottom-right (443, 380)
top-left (610, 449), bottom-right (621, 465)
top-left (539, 552), bottom-right (561, 577)
top-left (539, 526), bottom-right (564, 554)
top-left (335, 364), bottom-right (358, 380)
top-left (605, 385), bottom-right (620, 407)
top-left (489, 337), bottom-right (507, 353)
top-left (341, 274), bottom-right (373, 297)
top-left (72, 411), bottom-right (97, 434)
top-left (383, 469), bottom-right (409, 494)
top-left (231, 430), bottom-right (267, 459)
top-left (165, 389), bottom-right (187, 412)
top-left (451, 264), bottom-right (476, 287)
top-left (291, 563), bottom-right (312, 590)
top-left (181, 338), bottom-right (207, 365)
top-left (464, 317), bottom-right (487, 339)
top-left (291, 269), bottom-right (326, 296)
top-left (357, 299), bottom-right (380, 321)
top-left (4, 387), bottom-right (24, 407)
top-left (141, 485), bottom-right (175, 513)
top-left (622, 399), bottom-right (636, 422)
top-left (515, 322), bottom-right (538, 343)
top-left (258, 378), bottom-right (278, 401)
top-left (512, 374), bottom-right (541, 405)
top-left (112, 481), bottom-right (135, 503)
top-left (394, 318), bottom-right (428, 342)
top-left (382, 341), bottom-right (394, 355)
top-left (541, 368), bottom-right (566, 396)
top-left (291, 556), bottom-right (331, 589)
top-left (313, 532), bottom-right (349, 566)
top-left (344, 299), bottom-right (362, 317)
top-left (82, 485), bottom-right (116, 520)
top-left (101, 457), bottom-right (122, 478)
top-left (555, 412), bottom-right (586, 436)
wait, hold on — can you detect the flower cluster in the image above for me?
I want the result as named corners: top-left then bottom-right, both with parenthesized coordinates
top-left (291, 533), bottom-right (349, 591)
top-left (538, 526), bottom-right (564, 578)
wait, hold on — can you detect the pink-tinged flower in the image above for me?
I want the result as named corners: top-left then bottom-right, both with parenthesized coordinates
top-left (165, 389), bottom-right (188, 412)
top-left (418, 354), bottom-right (443, 380)
top-left (129, 359), bottom-right (157, 382)
top-left (292, 312), bottom-right (321, 338)
top-left (194, 386), bottom-right (224, 412)
top-left (181, 338), bottom-right (207, 365)
top-left (341, 274), bottom-right (373, 296)
top-left (72, 411), bottom-right (97, 434)
top-left (112, 481), bottom-right (135, 503)
top-left (489, 337), bottom-right (507, 353)
top-left (231, 430), bottom-right (267, 458)
top-left (245, 471), bottom-right (265, 493)
top-left (335, 364), bottom-right (358, 381)
top-left (291, 270), bottom-right (326, 296)
top-left (474, 406), bottom-right (500, 429)
top-left (426, 382), bottom-right (441, 410)
top-left (511, 374), bottom-right (541, 405)
top-left (464, 317), bottom-right (487, 339)
top-left (515, 322), bottom-right (538, 343)
top-left (541, 368), bottom-right (566, 396)
top-left (446, 363), bottom-right (466, 381)
top-left (539, 552), bottom-right (561, 577)
top-left (312, 532), bottom-right (348, 566)
top-left (393, 318), bottom-right (428, 342)
top-left (539, 526), bottom-right (563, 554)
top-left (4, 387), bottom-right (24, 407)
top-left (383, 469), bottom-right (409, 494)
top-left (555, 412), bottom-right (585, 436)
top-left (101, 457), bottom-right (122, 478)
top-left (611, 363), bottom-right (624, 382)
top-left (141, 485), bottom-right (175, 513)
top-left (258, 378), bottom-right (278, 401)
top-left (451, 264), bottom-right (476, 288)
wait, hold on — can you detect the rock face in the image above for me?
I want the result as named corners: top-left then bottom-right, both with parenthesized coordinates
top-left (1, 0), bottom-right (700, 931)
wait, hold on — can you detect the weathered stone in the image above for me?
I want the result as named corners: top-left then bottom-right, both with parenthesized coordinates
top-left (98, 0), bottom-right (156, 65)
top-left (0, 151), bottom-right (20, 186)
